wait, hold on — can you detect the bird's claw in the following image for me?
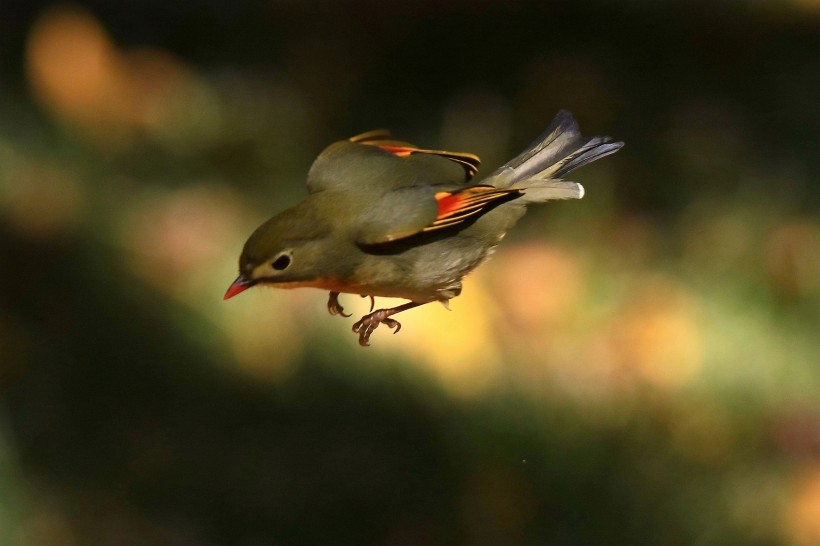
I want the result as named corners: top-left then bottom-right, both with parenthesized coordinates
top-left (327, 291), bottom-right (351, 317)
top-left (360, 294), bottom-right (375, 312)
top-left (352, 310), bottom-right (402, 347)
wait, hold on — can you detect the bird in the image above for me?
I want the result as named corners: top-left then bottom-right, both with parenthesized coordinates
top-left (225, 110), bottom-right (623, 346)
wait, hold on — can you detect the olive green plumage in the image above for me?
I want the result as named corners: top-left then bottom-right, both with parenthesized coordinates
top-left (226, 110), bottom-right (623, 345)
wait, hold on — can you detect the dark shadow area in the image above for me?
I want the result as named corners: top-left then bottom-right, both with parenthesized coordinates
top-left (1, 226), bottom-right (773, 544)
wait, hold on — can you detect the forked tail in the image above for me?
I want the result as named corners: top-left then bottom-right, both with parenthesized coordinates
top-left (485, 110), bottom-right (623, 202)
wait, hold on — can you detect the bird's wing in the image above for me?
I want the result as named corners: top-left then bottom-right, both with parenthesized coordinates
top-left (356, 185), bottom-right (520, 245)
top-left (349, 130), bottom-right (480, 180)
top-left (306, 131), bottom-right (480, 194)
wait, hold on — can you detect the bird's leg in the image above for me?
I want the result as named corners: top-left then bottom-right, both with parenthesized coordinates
top-left (327, 291), bottom-right (351, 317)
top-left (352, 301), bottom-right (423, 347)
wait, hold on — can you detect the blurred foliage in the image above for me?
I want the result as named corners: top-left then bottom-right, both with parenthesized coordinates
top-left (2, 0), bottom-right (820, 544)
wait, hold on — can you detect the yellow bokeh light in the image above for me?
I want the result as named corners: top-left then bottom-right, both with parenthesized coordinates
top-left (787, 466), bottom-right (820, 546)
top-left (606, 276), bottom-right (702, 391)
top-left (26, 5), bottom-right (133, 141)
top-left (26, 6), bottom-right (214, 149)
top-left (371, 278), bottom-right (503, 398)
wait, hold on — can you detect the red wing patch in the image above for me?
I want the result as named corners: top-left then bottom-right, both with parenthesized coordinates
top-left (424, 186), bottom-right (520, 232)
top-left (349, 130), bottom-right (481, 180)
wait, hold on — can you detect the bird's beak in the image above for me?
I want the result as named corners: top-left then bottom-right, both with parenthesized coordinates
top-left (223, 274), bottom-right (256, 300)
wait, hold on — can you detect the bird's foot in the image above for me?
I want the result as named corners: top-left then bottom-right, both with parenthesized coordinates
top-left (352, 310), bottom-right (402, 347)
top-left (351, 301), bottom-right (422, 346)
top-left (327, 291), bottom-right (350, 317)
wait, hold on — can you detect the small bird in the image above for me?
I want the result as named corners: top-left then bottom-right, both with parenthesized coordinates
top-left (225, 110), bottom-right (623, 346)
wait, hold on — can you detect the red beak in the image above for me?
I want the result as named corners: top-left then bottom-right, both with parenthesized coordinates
top-left (224, 275), bottom-right (256, 300)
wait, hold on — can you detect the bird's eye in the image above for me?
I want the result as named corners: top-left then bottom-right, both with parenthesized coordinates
top-left (271, 254), bottom-right (292, 271)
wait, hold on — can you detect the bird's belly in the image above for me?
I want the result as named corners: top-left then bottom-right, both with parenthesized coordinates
top-left (350, 237), bottom-right (491, 302)
top-left (286, 276), bottom-right (444, 303)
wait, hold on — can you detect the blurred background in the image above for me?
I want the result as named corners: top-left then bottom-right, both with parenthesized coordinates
top-left (1, 0), bottom-right (820, 544)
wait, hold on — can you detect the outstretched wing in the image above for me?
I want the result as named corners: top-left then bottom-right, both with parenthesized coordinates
top-left (306, 130), bottom-right (481, 194)
top-left (356, 185), bottom-right (520, 245)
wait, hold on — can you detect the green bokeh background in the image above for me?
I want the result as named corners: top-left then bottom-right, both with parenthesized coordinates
top-left (2, 1), bottom-right (820, 544)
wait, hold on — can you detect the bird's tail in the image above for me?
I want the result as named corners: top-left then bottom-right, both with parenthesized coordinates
top-left (485, 110), bottom-right (623, 203)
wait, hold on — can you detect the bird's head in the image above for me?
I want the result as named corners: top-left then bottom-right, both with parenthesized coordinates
top-left (224, 202), bottom-right (335, 299)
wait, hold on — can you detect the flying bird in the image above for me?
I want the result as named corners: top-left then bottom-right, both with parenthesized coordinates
top-left (225, 110), bottom-right (623, 346)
